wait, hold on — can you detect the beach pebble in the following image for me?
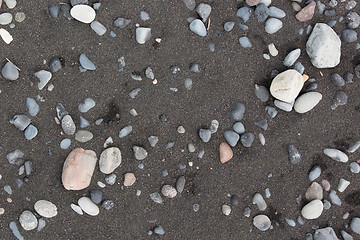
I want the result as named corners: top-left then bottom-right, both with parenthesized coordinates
top-left (255, 119), bottom-right (268, 130)
top-left (78, 197), bottom-right (99, 216)
top-left (24, 125), bottom-right (38, 140)
top-left (331, 91), bottom-right (348, 110)
top-left (337, 178), bottom-right (350, 192)
top-left (35, 70), bottom-right (52, 90)
top-left (265, 18), bottom-right (283, 34)
top-left (253, 215), bottom-right (271, 231)
top-left (219, 142), bottom-right (233, 163)
top-left (274, 99), bottom-right (294, 112)
top-left (254, 84), bottom-right (270, 102)
top-left (4, 0), bottom-right (16, 8)
top-left (288, 145), bottom-right (301, 165)
top-left (79, 116), bottom-right (90, 128)
top-left (305, 182), bottom-right (323, 201)
top-left (241, 132), bottom-right (255, 147)
top-left (0, 28), bottom-right (13, 44)
top-left (0, 13), bottom-right (12, 25)
top-left (196, 3), bottom-right (211, 22)
top-left (236, 6), bottom-right (252, 22)
top-left (148, 136), bottom-right (159, 147)
top-left (102, 200), bottom-right (114, 210)
top-left (136, 27), bottom-right (151, 44)
top-left (323, 148), bottom-right (348, 162)
top-left (133, 146), bottom-right (148, 160)
top-left (7, 149), bottom-right (24, 165)
top-left (346, 12), bottom-right (360, 29)
top-left (150, 192), bottom-right (163, 204)
top-left (230, 102), bottom-right (245, 121)
top-left (70, 0), bottom-right (88, 6)
top-left (70, 204), bottom-right (83, 215)
top-left (62, 148), bottom-right (97, 190)
top-left (350, 162), bottom-right (360, 173)
top-left (268, 6), bottom-right (285, 18)
top-left (48, 57), bottom-right (61, 73)
top-left (270, 69), bottom-right (304, 103)
top-left (340, 230), bottom-right (354, 240)
top-left (10, 115), bottom-right (31, 131)
top-left (224, 21), bottom-right (234, 31)
top-left (129, 88), bottom-right (141, 98)
top-left (75, 130), bottom-right (93, 142)
top-left (19, 210), bottom-right (37, 231)
top-left (78, 98), bottom-right (95, 113)
top-left (199, 129), bottom-right (211, 143)
top-left (314, 227), bottom-right (340, 240)
top-left (331, 73), bottom-right (345, 87)
top-left (48, 6), bottom-right (60, 18)
top-left (183, 0), bottom-right (195, 10)
top-left (306, 23), bottom-right (341, 68)
top-left (222, 204), bottom-right (231, 216)
top-left (161, 185), bottom-right (177, 198)
top-left (114, 17), bottom-right (131, 28)
top-left (309, 165), bottom-right (321, 181)
top-left (2, 62), bottom-right (19, 80)
top-left (154, 225), bottom-right (165, 235)
top-left (341, 29), bottom-right (358, 43)
top-left (253, 193), bottom-right (267, 211)
top-left (224, 130), bottom-right (240, 147)
top-left (123, 173), bottom-right (136, 187)
top-left (243, 207), bottom-right (251, 217)
top-left (350, 218), bottom-right (360, 235)
top-left (328, 190), bottom-right (342, 206)
top-left (265, 106), bottom-right (277, 118)
top-left (79, 54), bottom-right (96, 70)
top-left (34, 200), bottom-right (57, 218)
top-left (99, 147), bottom-right (121, 174)
top-left (255, 3), bottom-right (269, 22)
top-left (119, 125), bottom-right (132, 138)
top-left (189, 19), bottom-right (206, 37)
top-left (70, 5), bottom-right (95, 23)
top-left (301, 199), bottom-right (323, 219)
top-left (176, 176), bottom-right (186, 193)
top-left (233, 122), bottom-right (245, 134)
top-left (140, 11), bottom-right (149, 21)
top-left (283, 49), bottom-right (301, 67)
top-left (321, 180), bottom-right (331, 191)
top-left (90, 21), bottom-right (106, 36)
top-left (37, 218), bottom-right (46, 232)
top-left (296, 1), bottom-right (316, 22)
top-left (285, 218), bottom-right (296, 227)
top-left (246, 0), bottom-right (261, 6)
top-left (294, 92), bottom-right (322, 113)
top-left (90, 189), bottom-right (103, 204)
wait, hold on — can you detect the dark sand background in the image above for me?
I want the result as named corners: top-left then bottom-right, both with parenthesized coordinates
top-left (0, 0), bottom-right (360, 239)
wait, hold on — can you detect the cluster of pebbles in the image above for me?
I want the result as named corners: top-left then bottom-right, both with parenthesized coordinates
top-left (1, 0), bottom-right (360, 239)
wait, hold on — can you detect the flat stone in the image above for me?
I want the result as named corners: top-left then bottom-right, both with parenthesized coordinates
top-left (62, 115), bottom-right (76, 135)
top-left (309, 165), bottom-right (321, 181)
top-left (338, 178), bottom-right (350, 192)
top-left (90, 21), bottom-right (106, 35)
top-left (78, 98), bottom-right (95, 112)
top-left (150, 192), bottom-right (163, 204)
top-left (148, 136), bottom-right (159, 147)
top-left (253, 193), bottom-right (267, 211)
top-left (270, 69), bottom-right (304, 103)
top-left (4, 0), bottom-right (16, 9)
top-left (301, 199), bottom-right (324, 219)
top-left (241, 132), bottom-right (255, 147)
top-left (233, 122), bottom-right (245, 134)
top-left (0, 28), bottom-right (13, 44)
top-left (199, 129), bottom-right (211, 143)
top-left (176, 176), bottom-right (186, 193)
top-left (75, 130), bottom-right (93, 142)
top-left (10, 115), bottom-right (31, 131)
top-left (268, 6), bottom-right (286, 18)
top-left (294, 92), bottom-right (322, 113)
top-left (324, 148), bottom-right (348, 162)
top-left (283, 48), bottom-right (301, 67)
top-left (274, 99), bottom-right (294, 112)
top-left (219, 142), bottom-right (233, 163)
top-left (265, 18), bottom-right (283, 34)
top-left (2, 62), bottom-right (19, 80)
top-left (79, 54), bottom-right (96, 70)
top-left (161, 185), bottom-right (177, 198)
top-left (253, 214), bottom-right (271, 231)
top-left (119, 125), bottom-right (132, 138)
top-left (24, 125), bottom-right (38, 140)
top-left (99, 147), bottom-right (121, 174)
top-left (114, 17), bottom-right (131, 28)
top-left (224, 130), bottom-right (240, 147)
top-left (328, 190), bottom-right (342, 206)
top-left (48, 6), bottom-right (60, 18)
top-left (62, 148), bottom-right (97, 190)
top-left (70, 5), bottom-right (96, 23)
top-left (255, 3), bottom-right (269, 22)
top-left (133, 146), bottom-right (148, 160)
top-left (196, 3), bottom-right (211, 22)
top-left (90, 189), bottom-right (103, 204)
top-left (189, 19), bottom-right (206, 37)
top-left (183, 0), bottom-right (196, 10)
top-left (78, 197), bottom-right (99, 216)
top-left (254, 84), bottom-right (270, 102)
top-left (340, 230), bottom-right (353, 240)
top-left (222, 204), bottom-right (231, 216)
top-left (0, 13), bottom-right (13, 25)
top-left (350, 217), bottom-right (360, 235)
top-left (306, 23), bottom-right (341, 68)
top-left (35, 70), bottom-right (52, 90)
top-left (123, 173), bottom-right (136, 186)
top-left (70, 204), bottom-right (83, 215)
top-left (237, 6), bottom-right (252, 22)
top-left (305, 182), bottom-right (323, 201)
top-left (239, 36), bottom-right (252, 48)
top-left (136, 27), bottom-right (151, 44)
top-left (34, 200), bottom-right (57, 218)
top-left (331, 91), bottom-right (348, 110)
top-left (341, 29), bottom-right (358, 43)
top-left (314, 227), bottom-right (340, 240)
top-left (296, 1), bottom-right (316, 22)
top-left (224, 21), bottom-right (234, 31)
top-left (19, 210), bottom-right (37, 231)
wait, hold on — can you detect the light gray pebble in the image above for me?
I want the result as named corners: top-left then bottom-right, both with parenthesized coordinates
top-left (210, 120), bottom-right (219, 133)
top-left (24, 125), bottom-right (38, 140)
top-left (265, 18), bottom-right (283, 34)
top-left (7, 149), bottom-right (24, 165)
top-left (119, 125), bottom-right (132, 138)
top-left (324, 9), bottom-right (336, 17)
top-left (196, 3), bottom-right (211, 22)
top-left (184, 78), bottom-right (193, 90)
top-left (238, 23), bottom-right (249, 30)
top-left (239, 36), bottom-right (252, 48)
top-left (254, 84), bottom-right (269, 102)
top-left (350, 162), bottom-right (360, 173)
top-left (129, 88), bottom-right (141, 98)
top-left (346, 12), bottom-right (360, 29)
top-left (188, 143), bottom-right (195, 152)
top-left (109, 31), bottom-right (116, 37)
top-left (243, 207), bottom-right (251, 217)
top-left (4, 185), bottom-right (12, 194)
top-left (10, 115), bottom-right (31, 131)
top-left (148, 136), bottom-right (159, 147)
top-left (37, 218), bottom-right (46, 232)
top-left (19, 210), bottom-right (38, 230)
top-left (145, 66), bottom-right (154, 79)
top-left (350, 217), bottom-right (360, 235)
top-left (154, 225), bottom-right (165, 235)
top-left (224, 21), bottom-right (234, 31)
top-left (265, 106), bottom-right (277, 118)
top-left (193, 203), bottom-right (199, 212)
top-left (309, 165), bottom-right (321, 181)
top-left (161, 170), bottom-right (168, 177)
top-left (117, 57), bottom-right (125, 72)
top-left (183, 0), bottom-right (196, 10)
top-left (176, 176), bottom-right (186, 193)
top-left (255, 119), bottom-right (268, 130)
top-left (48, 6), bottom-right (60, 19)
top-left (283, 49), bottom-right (301, 67)
top-left (2, 62), bottom-right (19, 80)
top-left (189, 19), bottom-right (206, 37)
top-left (189, 62), bottom-right (200, 73)
top-left (79, 54), bottom-right (96, 70)
top-left (61, 115), bottom-right (76, 135)
top-left (140, 11), bottom-right (149, 21)
top-left (341, 230), bottom-right (354, 240)
top-left (90, 21), bottom-right (107, 36)
top-left (274, 99), bottom-right (294, 112)
top-left (224, 130), bottom-right (240, 147)
top-left (294, 62), bottom-right (305, 74)
top-left (199, 129), bottom-right (211, 143)
top-left (233, 122), bottom-right (245, 134)
top-left (95, 118), bottom-right (103, 125)
top-left (342, 29), bottom-right (358, 43)
top-left (133, 146), bottom-right (148, 160)
top-left (56, 103), bottom-right (68, 120)
top-left (236, 6), bottom-right (252, 22)
top-left (79, 116), bottom-right (90, 128)
top-left (268, 6), bottom-right (286, 18)
top-left (102, 200), bottom-right (114, 210)
top-left (323, 199), bottom-right (331, 210)
top-left (297, 216), bottom-right (305, 225)
top-left (288, 145), bottom-right (301, 165)
top-left (208, 43), bottom-right (215, 52)
top-left (114, 17), bottom-right (131, 28)
top-left (78, 98), bottom-right (95, 113)
top-left (150, 192), bottom-right (163, 204)
top-left (105, 173), bottom-right (116, 185)
top-left (93, 2), bottom-right (101, 10)
top-left (285, 218), bottom-right (296, 227)
top-left (241, 132), bottom-right (255, 147)
top-left (328, 20), bottom-right (337, 28)
top-left (35, 70), bottom-right (52, 90)
top-left (346, 0), bottom-right (357, 10)
top-left (15, 178), bottom-right (23, 188)
top-left (344, 72), bottom-right (354, 83)
top-left (60, 139), bottom-right (71, 150)
top-left (255, 3), bottom-right (269, 22)
top-left (9, 222), bottom-right (24, 240)
top-left (198, 150), bottom-right (205, 159)
top-left (230, 102), bottom-right (245, 121)
top-left (328, 190), bottom-right (342, 206)
top-left (165, 141), bottom-right (174, 149)
top-left (305, 233), bottom-right (313, 240)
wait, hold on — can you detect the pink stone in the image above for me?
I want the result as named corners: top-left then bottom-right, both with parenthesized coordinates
top-left (219, 142), bottom-right (233, 163)
top-left (296, 1), bottom-right (316, 22)
top-left (123, 173), bottom-right (136, 187)
top-left (246, 0), bottom-right (261, 6)
top-left (321, 179), bottom-right (331, 191)
top-left (62, 148), bottom-right (97, 190)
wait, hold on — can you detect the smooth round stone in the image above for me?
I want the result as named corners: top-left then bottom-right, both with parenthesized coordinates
top-left (78, 98), bottom-right (95, 113)
top-left (90, 189), bottom-right (103, 204)
top-left (78, 197), bottom-right (99, 216)
top-left (350, 162), bottom-right (360, 173)
top-left (230, 102), bottom-right (245, 121)
top-left (176, 176), bottom-right (186, 193)
top-left (254, 84), bottom-right (270, 102)
top-left (189, 19), bottom-right (206, 37)
top-left (123, 173), bottom-right (136, 186)
top-left (48, 6), bottom-right (60, 18)
top-left (196, 3), bottom-right (211, 22)
top-left (136, 27), bottom-right (151, 44)
top-left (268, 6), bottom-right (286, 18)
top-left (253, 215), bottom-right (271, 231)
top-left (239, 36), bottom-right (252, 48)
top-left (283, 48), bottom-right (301, 67)
top-left (236, 6), bottom-right (252, 22)
top-left (241, 132), bottom-right (255, 147)
top-left (75, 130), bottom-right (93, 142)
top-left (60, 138), bottom-right (71, 150)
top-left (70, 5), bottom-right (95, 23)
top-left (265, 18), bottom-right (283, 34)
top-left (253, 193), bottom-right (267, 211)
top-left (99, 147), bottom-right (121, 174)
top-left (133, 146), bottom-right (148, 160)
top-left (341, 29), bottom-right (357, 43)
top-left (4, 0), bottom-right (17, 9)
top-left (233, 122), bottom-right (245, 134)
top-left (270, 69), bottom-right (304, 103)
top-left (26, 97), bottom-right (39, 117)
top-left (309, 165), bottom-right (321, 181)
top-left (90, 21), bottom-right (106, 35)
top-left (24, 125), bottom-right (38, 140)
top-left (119, 125), bottom-right (132, 138)
top-left (0, 13), bottom-right (12, 25)
top-left (2, 62), bottom-right (19, 80)
top-left (224, 130), bottom-right (240, 147)
top-left (219, 142), bottom-right (233, 163)
top-left (331, 73), bottom-right (345, 86)
top-left (19, 210), bottom-right (38, 231)
top-left (224, 21), bottom-right (234, 31)
top-left (0, 28), bottom-right (13, 44)
top-left (161, 185), bottom-right (177, 198)
top-left (350, 217), bottom-right (360, 235)
top-left (294, 92), bottom-right (322, 113)
top-left (49, 56), bottom-right (62, 73)
top-left (305, 182), bottom-right (323, 201)
top-left (301, 199), bottom-right (324, 219)
top-left (255, 3), bottom-right (269, 22)
top-left (34, 200), bottom-right (57, 218)
top-left (222, 204), bottom-right (231, 216)
top-left (79, 54), bottom-right (96, 70)
top-left (199, 129), bottom-right (211, 143)
top-left (15, 12), bottom-right (25, 22)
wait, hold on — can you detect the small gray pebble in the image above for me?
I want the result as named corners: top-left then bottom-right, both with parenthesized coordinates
top-left (48, 6), bottom-right (60, 19)
top-left (240, 132), bottom-right (254, 147)
top-left (90, 189), bottom-right (103, 204)
top-left (199, 129), bottom-right (211, 143)
top-left (288, 145), bottom-right (301, 165)
top-left (255, 3), bottom-right (269, 22)
top-left (49, 57), bottom-right (62, 73)
top-left (342, 29), bottom-right (358, 43)
top-left (230, 102), bottom-right (245, 121)
top-left (265, 106), bottom-right (277, 118)
top-left (255, 119), bottom-right (268, 130)
top-left (101, 200), bottom-right (114, 210)
top-left (224, 21), bottom-right (234, 31)
top-left (154, 225), bottom-right (165, 235)
top-left (331, 73), bottom-right (345, 87)
top-left (233, 122), bottom-right (245, 134)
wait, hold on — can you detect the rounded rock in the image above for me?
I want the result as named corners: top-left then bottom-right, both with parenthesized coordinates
top-left (78, 197), bottom-right (99, 216)
top-left (219, 142), bottom-right (233, 163)
top-left (123, 173), bottom-right (136, 187)
top-left (19, 210), bottom-right (38, 231)
top-left (270, 69), bottom-right (304, 103)
top-left (2, 62), bottom-right (19, 80)
top-left (161, 185), bottom-right (177, 198)
top-left (294, 92), bottom-right (322, 113)
top-left (70, 5), bottom-right (96, 23)
top-left (99, 147), bottom-right (121, 174)
top-left (301, 199), bottom-right (324, 219)
top-left (34, 200), bottom-right (58, 218)
top-left (253, 215), bottom-right (271, 231)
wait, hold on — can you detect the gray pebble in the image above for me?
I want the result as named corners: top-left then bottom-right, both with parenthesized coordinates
top-left (294, 62), bottom-right (305, 74)
top-left (238, 23), bottom-right (249, 30)
top-left (255, 3), bottom-right (269, 22)
top-left (79, 116), bottom-right (90, 128)
top-left (79, 54), bottom-right (96, 70)
top-left (35, 70), bottom-right (52, 90)
top-left (224, 130), bottom-right (240, 147)
top-left (268, 6), bottom-right (286, 18)
top-left (233, 122), bottom-right (245, 134)
top-left (4, 185), bottom-right (12, 194)
top-left (94, 118), bottom-right (103, 125)
top-left (285, 218), bottom-right (296, 227)
top-left (193, 203), bottom-right (200, 212)
top-left (239, 36), bottom-right (252, 48)
top-left (93, 2), bottom-right (101, 10)
top-left (183, 0), bottom-right (196, 10)
top-left (154, 225), bottom-right (165, 235)
top-left (48, 6), bottom-right (60, 19)
top-left (10, 115), bottom-right (31, 131)
top-left (297, 216), bottom-right (305, 225)
top-left (60, 138), bottom-right (71, 149)
top-left (340, 230), bottom-right (354, 240)
top-left (61, 4), bottom-right (73, 20)
top-left (117, 57), bottom-right (125, 72)
top-left (309, 165), bottom-right (321, 181)
top-left (283, 49), bottom-right (301, 67)
top-left (304, 82), bottom-right (318, 92)
top-left (61, 115), bottom-right (76, 135)
top-left (288, 145), bottom-right (301, 164)
top-left (255, 119), bottom-right (268, 130)
top-left (210, 119), bottom-right (219, 133)
top-left (305, 233), bottom-right (313, 240)
top-left (105, 173), bottom-right (116, 185)
top-left (2, 62), bottom-right (19, 80)
top-left (24, 125), bottom-right (38, 140)
top-left (198, 150), bottom-right (205, 159)
top-left (119, 125), bottom-right (132, 138)
top-left (199, 129), bottom-right (211, 143)
top-left (176, 176), bottom-right (186, 193)
top-left (324, 9), bottom-right (336, 17)
top-left (241, 132), bottom-right (255, 147)
top-left (26, 98), bottom-right (39, 117)
top-left (184, 78), bottom-right (193, 90)
top-left (243, 207), bottom-right (251, 217)
top-left (327, 20), bottom-right (337, 28)
top-left (148, 136), bottom-right (159, 147)
top-left (37, 218), bottom-right (46, 232)
top-left (331, 73), bottom-right (345, 87)
top-left (236, 6), bottom-right (252, 22)
top-left (265, 106), bottom-right (277, 118)
top-left (344, 72), bottom-right (354, 83)
top-left (165, 142), bottom-right (174, 149)
top-left (91, 21), bottom-right (107, 36)
top-left (15, 178), bottom-right (24, 188)
top-left (346, 12), bottom-right (360, 29)
top-left (170, 65), bottom-right (180, 74)
top-left (7, 149), bottom-right (24, 165)
top-left (254, 84), bottom-right (269, 102)
top-left (230, 102), bottom-right (245, 121)
top-left (224, 21), bottom-right (234, 31)
top-left (189, 62), bottom-right (200, 73)
top-left (56, 103), bottom-right (68, 120)
top-left (188, 143), bottom-right (196, 152)
top-left (131, 72), bottom-right (142, 81)
top-left (133, 146), bottom-right (148, 160)
top-left (208, 43), bottom-right (215, 52)
top-left (140, 11), bottom-right (149, 21)
top-left (346, 0), bottom-right (357, 10)
top-left (161, 170), bottom-right (168, 177)
top-left (350, 162), bottom-right (360, 173)
top-left (342, 29), bottom-right (358, 43)
top-left (129, 88), bottom-right (141, 98)
top-left (9, 222), bottom-right (24, 240)
top-left (350, 217), bottom-right (360, 235)
top-left (196, 3), bottom-right (211, 22)
top-left (109, 31), bottom-right (116, 37)
top-left (328, 190), bottom-right (342, 206)
top-left (145, 66), bottom-right (154, 79)
top-left (114, 17), bottom-right (131, 28)
top-left (150, 192), bottom-right (163, 204)
top-left (102, 200), bottom-right (114, 210)
top-left (49, 56), bottom-right (62, 73)
top-left (19, 210), bottom-right (38, 230)
top-left (70, 0), bottom-right (88, 6)
top-left (231, 195), bottom-right (239, 205)
top-left (274, 99), bottom-right (294, 112)
top-left (356, 64), bottom-right (360, 78)
top-left (331, 91), bottom-right (348, 110)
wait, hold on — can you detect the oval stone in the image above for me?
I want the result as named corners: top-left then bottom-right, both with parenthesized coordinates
top-left (99, 147), bottom-right (122, 174)
top-left (19, 210), bottom-right (38, 231)
top-left (78, 197), bottom-right (99, 216)
top-left (270, 69), bottom-right (304, 103)
top-left (301, 199), bottom-right (324, 219)
top-left (34, 200), bottom-right (58, 218)
top-left (294, 92), bottom-right (322, 113)
top-left (70, 5), bottom-right (96, 23)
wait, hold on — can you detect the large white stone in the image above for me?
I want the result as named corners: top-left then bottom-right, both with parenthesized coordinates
top-left (294, 92), bottom-right (322, 113)
top-left (306, 23), bottom-right (341, 68)
top-left (301, 199), bottom-right (324, 219)
top-left (324, 148), bottom-right (348, 163)
top-left (270, 69), bottom-right (304, 103)
top-left (99, 147), bottom-right (121, 174)
top-left (70, 5), bottom-right (96, 24)
top-left (78, 197), bottom-right (99, 216)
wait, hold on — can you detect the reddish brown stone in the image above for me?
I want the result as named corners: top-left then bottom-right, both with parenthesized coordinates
top-left (246, 0), bottom-right (261, 7)
top-left (296, 1), bottom-right (316, 22)
top-left (219, 142), bottom-right (233, 163)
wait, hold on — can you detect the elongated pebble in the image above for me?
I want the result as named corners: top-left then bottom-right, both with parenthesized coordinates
top-left (0, 28), bottom-right (13, 44)
top-left (9, 222), bottom-right (24, 240)
top-left (347, 141), bottom-right (360, 153)
top-left (70, 203), bottom-right (83, 215)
